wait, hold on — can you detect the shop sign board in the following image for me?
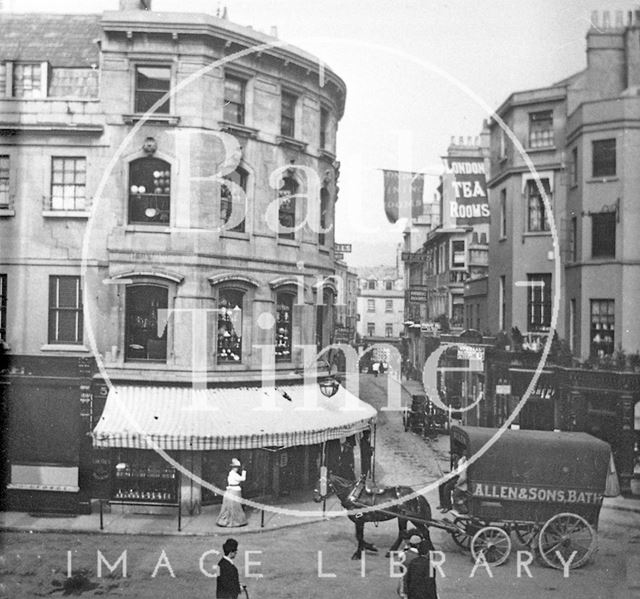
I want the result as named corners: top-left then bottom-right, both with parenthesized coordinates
top-left (457, 345), bottom-right (485, 361)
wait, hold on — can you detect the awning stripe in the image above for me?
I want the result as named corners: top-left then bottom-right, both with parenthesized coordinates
top-left (91, 384), bottom-right (377, 450)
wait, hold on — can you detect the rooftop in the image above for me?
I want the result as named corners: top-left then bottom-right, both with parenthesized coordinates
top-left (0, 14), bottom-right (101, 67)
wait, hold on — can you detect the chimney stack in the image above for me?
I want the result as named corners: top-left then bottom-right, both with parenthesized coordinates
top-left (270, 26), bottom-right (278, 38)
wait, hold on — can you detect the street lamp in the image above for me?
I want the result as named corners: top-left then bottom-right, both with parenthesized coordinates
top-left (318, 376), bottom-right (340, 398)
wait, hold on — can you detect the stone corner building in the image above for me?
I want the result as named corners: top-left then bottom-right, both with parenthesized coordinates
top-left (0, 2), bottom-right (376, 516)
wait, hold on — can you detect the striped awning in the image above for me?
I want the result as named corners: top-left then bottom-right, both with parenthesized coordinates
top-left (91, 384), bottom-right (377, 451)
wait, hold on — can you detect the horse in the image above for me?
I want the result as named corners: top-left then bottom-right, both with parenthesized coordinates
top-left (313, 473), bottom-right (433, 560)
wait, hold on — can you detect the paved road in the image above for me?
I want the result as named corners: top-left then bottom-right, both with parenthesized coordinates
top-left (1, 374), bottom-right (638, 598)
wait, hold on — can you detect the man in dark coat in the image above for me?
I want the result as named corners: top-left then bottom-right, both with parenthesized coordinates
top-left (337, 437), bottom-right (355, 480)
top-left (404, 539), bottom-right (437, 599)
top-left (360, 429), bottom-right (372, 478)
top-left (217, 538), bottom-right (242, 599)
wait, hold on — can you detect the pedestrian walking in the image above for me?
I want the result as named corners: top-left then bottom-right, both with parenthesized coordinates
top-left (403, 539), bottom-right (437, 599)
top-left (217, 538), bottom-right (242, 599)
top-left (216, 458), bottom-right (248, 527)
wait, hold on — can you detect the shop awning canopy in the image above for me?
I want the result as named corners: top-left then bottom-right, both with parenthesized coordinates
top-left (92, 384), bottom-right (377, 451)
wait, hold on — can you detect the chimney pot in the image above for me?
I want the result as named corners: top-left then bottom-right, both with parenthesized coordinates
top-left (270, 25), bottom-right (278, 37)
top-left (119, 0), bottom-right (150, 10)
top-left (602, 10), bottom-right (611, 28)
top-left (615, 10), bottom-right (623, 27)
top-left (591, 10), bottom-right (599, 28)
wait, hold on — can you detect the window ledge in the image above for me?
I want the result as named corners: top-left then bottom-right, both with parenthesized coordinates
top-left (0, 208), bottom-right (15, 217)
top-left (525, 145), bottom-right (556, 153)
top-left (41, 344), bottom-right (90, 352)
top-left (586, 177), bottom-right (618, 184)
top-left (42, 210), bottom-right (90, 219)
top-left (7, 483), bottom-right (79, 493)
top-left (124, 225), bottom-right (171, 233)
top-left (220, 230), bottom-right (250, 241)
top-left (522, 231), bottom-right (551, 238)
top-left (276, 135), bottom-right (307, 152)
top-left (219, 121), bottom-right (258, 139)
top-left (318, 148), bottom-right (336, 161)
top-left (277, 238), bottom-right (300, 247)
top-left (122, 114), bottom-right (180, 126)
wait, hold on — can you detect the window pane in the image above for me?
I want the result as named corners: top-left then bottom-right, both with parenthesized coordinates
top-left (129, 157), bottom-right (171, 224)
top-left (217, 289), bottom-right (243, 363)
top-left (125, 285), bottom-right (168, 361)
top-left (220, 168), bottom-right (247, 232)
top-left (592, 139), bottom-right (616, 177)
top-left (275, 293), bottom-right (293, 361)
top-left (278, 176), bottom-right (297, 239)
top-left (48, 276), bottom-right (82, 344)
top-left (591, 212), bottom-right (616, 258)
top-left (135, 66), bottom-right (171, 113)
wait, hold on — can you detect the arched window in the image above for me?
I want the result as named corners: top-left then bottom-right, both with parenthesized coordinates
top-left (319, 187), bottom-right (329, 246)
top-left (129, 157), bottom-right (171, 225)
top-left (125, 285), bottom-right (168, 361)
top-left (217, 288), bottom-right (244, 363)
top-left (278, 175), bottom-right (298, 240)
top-left (220, 167), bottom-right (247, 233)
top-left (275, 292), bottom-right (294, 361)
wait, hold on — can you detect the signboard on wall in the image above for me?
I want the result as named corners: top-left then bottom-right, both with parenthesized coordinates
top-left (446, 157), bottom-right (489, 225)
top-left (408, 288), bottom-right (428, 303)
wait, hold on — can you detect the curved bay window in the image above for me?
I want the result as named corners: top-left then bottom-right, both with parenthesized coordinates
top-left (220, 167), bottom-right (247, 233)
top-left (217, 289), bottom-right (243, 363)
top-left (275, 292), bottom-right (294, 362)
top-left (125, 285), bottom-right (168, 362)
top-left (319, 187), bottom-right (329, 246)
top-left (278, 175), bottom-right (298, 240)
top-left (129, 157), bottom-right (171, 225)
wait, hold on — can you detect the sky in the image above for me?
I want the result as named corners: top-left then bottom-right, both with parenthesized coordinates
top-left (8, 0), bottom-right (635, 266)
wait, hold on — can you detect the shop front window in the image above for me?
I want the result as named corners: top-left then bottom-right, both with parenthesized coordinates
top-left (112, 449), bottom-right (177, 503)
top-left (217, 289), bottom-right (243, 363)
top-left (125, 285), bottom-right (168, 362)
top-left (275, 293), bottom-right (294, 362)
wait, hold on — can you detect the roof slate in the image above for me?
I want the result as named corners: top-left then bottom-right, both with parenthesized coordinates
top-left (0, 14), bottom-right (101, 67)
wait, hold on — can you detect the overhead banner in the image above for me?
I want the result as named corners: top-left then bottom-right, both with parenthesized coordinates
top-left (383, 170), bottom-right (424, 224)
top-left (446, 157), bottom-right (489, 224)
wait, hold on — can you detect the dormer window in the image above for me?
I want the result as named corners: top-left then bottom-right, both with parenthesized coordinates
top-left (12, 62), bottom-right (47, 98)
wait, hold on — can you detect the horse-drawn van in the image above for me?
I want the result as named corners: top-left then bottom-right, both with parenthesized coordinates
top-left (445, 425), bottom-right (617, 568)
top-left (314, 425), bottom-right (617, 569)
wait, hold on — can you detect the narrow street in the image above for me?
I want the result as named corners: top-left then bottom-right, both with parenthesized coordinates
top-left (1, 374), bottom-right (638, 598)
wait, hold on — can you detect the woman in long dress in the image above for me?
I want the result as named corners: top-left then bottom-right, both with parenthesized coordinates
top-left (216, 458), bottom-right (248, 527)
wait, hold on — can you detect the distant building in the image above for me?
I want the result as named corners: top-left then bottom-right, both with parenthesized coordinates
top-left (356, 264), bottom-right (404, 343)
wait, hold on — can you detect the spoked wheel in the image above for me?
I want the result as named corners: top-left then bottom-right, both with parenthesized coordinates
top-left (470, 526), bottom-right (512, 566)
top-left (538, 513), bottom-right (596, 570)
top-left (513, 523), bottom-right (540, 548)
top-left (450, 517), bottom-right (476, 551)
